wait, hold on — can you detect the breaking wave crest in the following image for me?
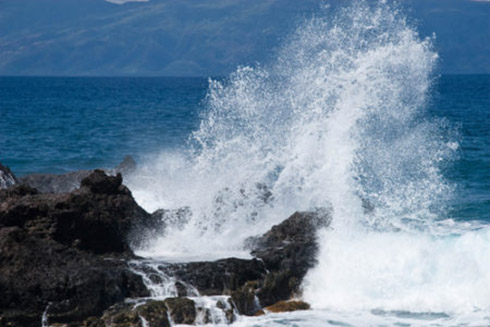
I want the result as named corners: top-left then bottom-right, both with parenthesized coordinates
top-left (126, 1), bottom-right (490, 322)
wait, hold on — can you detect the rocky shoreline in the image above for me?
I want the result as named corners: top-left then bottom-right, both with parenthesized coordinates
top-left (0, 162), bottom-right (329, 327)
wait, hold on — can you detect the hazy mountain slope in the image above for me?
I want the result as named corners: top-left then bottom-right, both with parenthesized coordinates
top-left (0, 0), bottom-right (488, 76)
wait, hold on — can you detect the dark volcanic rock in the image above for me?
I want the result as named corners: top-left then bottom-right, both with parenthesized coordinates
top-left (0, 170), bottom-right (154, 326)
top-left (0, 170), bottom-right (152, 254)
top-left (230, 281), bottom-right (260, 316)
top-left (161, 258), bottom-right (267, 296)
top-left (99, 303), bottom-right (141, 327)
top-left (137, 301), bottom-right (170, 327)
top-left (250, 209), bottom-right (331, 307)
top-left (133, 207), bottom-right (189, 248)
top-left (150, 207), bottom-right (191, 232)
top-left (0, 164), bottom-right (329, 324)
top-left (163, 298), bottom-right (196, 325)
top-left (156, 210), bottom-right (329, 316)
top-left (0, 163), bottom-right (17, 190)
top-left (97, 298), bottom-right (196, 327)
top-left (99, 301), bottom-right (170, 327)
top-left (0, 227), bottom-right (149, 327)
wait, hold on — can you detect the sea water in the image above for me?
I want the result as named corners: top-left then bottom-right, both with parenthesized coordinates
top-left (1, 1), bottom-right (490, 326)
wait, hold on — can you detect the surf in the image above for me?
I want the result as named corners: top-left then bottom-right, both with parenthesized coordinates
top-left (126, 1), bottom-right (490, 325)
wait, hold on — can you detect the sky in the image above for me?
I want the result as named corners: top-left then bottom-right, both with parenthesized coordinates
top-left (0, 0), bottom-right (488, 76)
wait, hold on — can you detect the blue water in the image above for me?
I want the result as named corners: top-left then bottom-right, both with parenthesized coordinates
top-left (0, 75), bottom-right (489, 222)
top-left (432, 75), bottom-right (490, 223)
top-left (0, 76), bottom-right (207, 175)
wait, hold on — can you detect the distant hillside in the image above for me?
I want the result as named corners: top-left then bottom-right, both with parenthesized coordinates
top-left (0, 0), bottom-right (488, 76)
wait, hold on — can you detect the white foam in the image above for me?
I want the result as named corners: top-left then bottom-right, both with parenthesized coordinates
top-left (305, 227), bottom-right (490, 314)
top-left (126, 1), bottom-right (490, 324)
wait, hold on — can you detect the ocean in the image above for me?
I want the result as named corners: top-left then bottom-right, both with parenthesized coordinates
top-left (1, 75), bottom-right (488, 224)
top-left (2, 2), bottom-right (490, 326)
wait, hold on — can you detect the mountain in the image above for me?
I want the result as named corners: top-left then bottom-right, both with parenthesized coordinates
top-left (0, 0), bottom-right (488, 76)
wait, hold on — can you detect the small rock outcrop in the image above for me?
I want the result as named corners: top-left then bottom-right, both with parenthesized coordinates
top-left (156, 210), bottom-right (330, 316)
top-left (93, 297), bottom-right (198, 327)
top-left (0, 170), bottom-right (151, 254)
top-left (250, 209), bottom-right (331, 307)
top-left (164, 297), bottom-right (196, 325)
top-left (264, 300), bottom-right (310, 313)
top-left (98, 301), bottom-right (170, 327)
top-left (0, 170), bottom-right (154, 327)
top-left (162, 258), bottom-right (267, 296)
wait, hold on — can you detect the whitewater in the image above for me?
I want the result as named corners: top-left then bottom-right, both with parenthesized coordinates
top-left (126, 1), bottom-right (490, 326)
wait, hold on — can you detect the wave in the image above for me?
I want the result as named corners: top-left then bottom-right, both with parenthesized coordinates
top-left (126, 0), bottom-right (490, 321)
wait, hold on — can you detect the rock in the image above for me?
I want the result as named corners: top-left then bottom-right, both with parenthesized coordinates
top-left (99, 302), bottom-right (142, 327)
top-left (100, 301), bottom-right (170, 327)
top-left (256, 271), bottom-right (297, 308)
top-left (0, 170), bottom-right (152, 254)
top-left (137, 301), bottom-right (170, 327)
top-left (80, 169), bottom-right (123, 194)
top-left (132, 208), bottom-right (190, 248)
top-left (0, 162), bottom-right (17, 189)
top-left (254, 309), bottom-right (266, 316)
top-left (150, 207), bottom-right (191, 232)
top-left (250, 209), bottom-right (331, 306)
top-left (98, 299), bottom-right (197, 327)
top-left (157, 258), bottom-right (266, 317)
top-left (230, 281), bottom-right (260, 316)
top-left (157, 210), bottom-right (329, 316)
top-left (175, 281), bottom-right (188, 297)
top-left (0, 310), bottom-right (40, 327)
top-left (0, 227), bottom-right (149, 327)
top-left (161, 258), bottom-right (267, 296)
top-left (264, 300), bottom-right (310, 313)
top-left (163, 298), bottom-right (196, 325)
top-left (0, 170), bottom-right (156, 326)
top-left (0, 165), bottom-right (330, 324)
top-left (18, 156), bottom-right (137, 194)
top-left (80, 316), bottom-right (105, 327)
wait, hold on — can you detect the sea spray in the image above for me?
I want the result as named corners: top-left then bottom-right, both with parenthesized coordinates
top-left (305, 228), bottom-right (490, 314)
top-left (299, 1), bottom-right (490, 319)
top-left (126, 1), bottom-right (490, 321)
top-left (128, 0), bottom-right (444, 254)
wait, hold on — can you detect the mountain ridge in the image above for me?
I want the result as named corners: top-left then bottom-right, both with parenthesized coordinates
top-left (0, 0), bottom-right (488, 76)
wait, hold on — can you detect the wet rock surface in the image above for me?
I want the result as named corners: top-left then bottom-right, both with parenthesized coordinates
top-left (164, 297), bottom-right (196, 324)
top-left (157, 210), bottom-right (329, 316)
top-left (0, 161), bottom-right (327, 325)
top-left (0, 170), bottom-right (152, 327)
top-left (264, 300), bottom-right (311, 313)
top-left (97, 301), bottom-right (171, 327)
top-left (250, 209), bottom-right (331, 307)
top-left (0, 170), bottom-right (152, 254)
top-left (161, 258), bottom-right (267, 296)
